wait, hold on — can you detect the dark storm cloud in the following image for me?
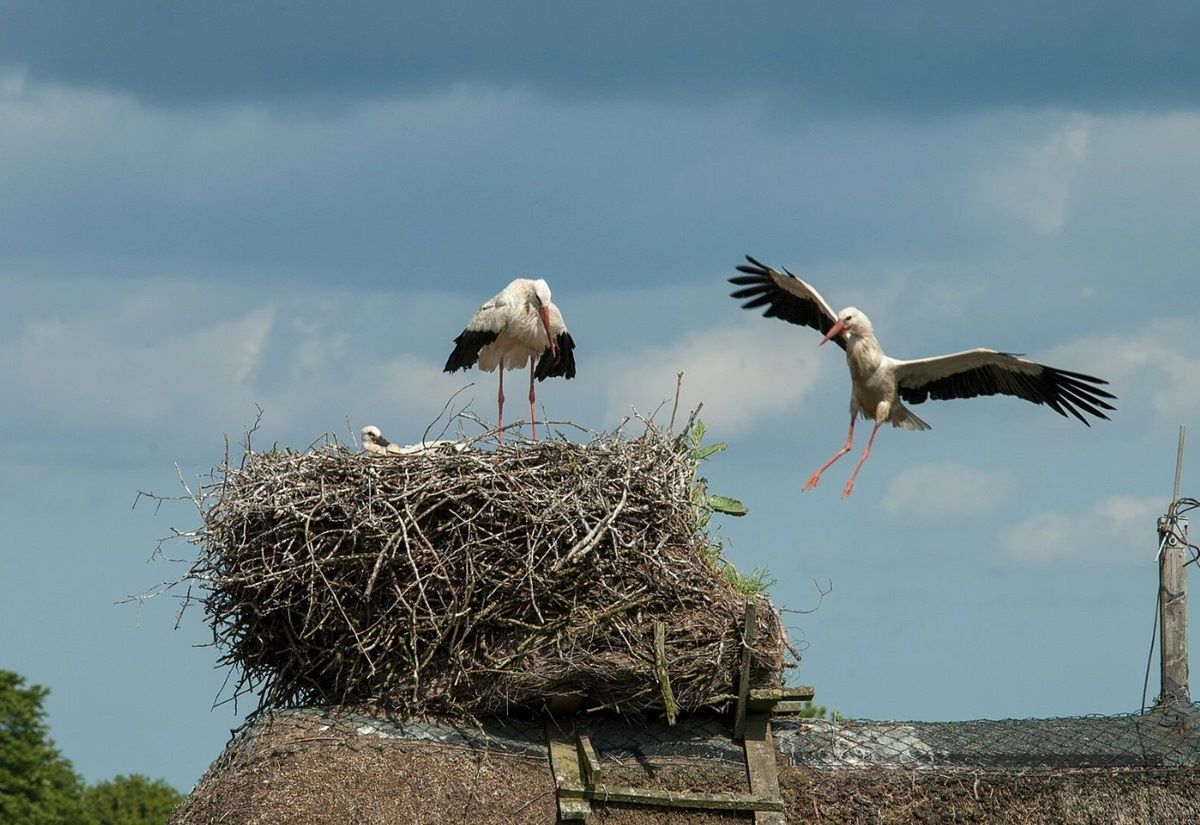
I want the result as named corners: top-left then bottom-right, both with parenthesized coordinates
top-left (2, 0), bottom-right (1197, 113)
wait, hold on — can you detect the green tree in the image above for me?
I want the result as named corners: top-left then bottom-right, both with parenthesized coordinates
top-left (0, 670), bottom-right (87, 825)
top-left (794, 701), bottom-right (844, 721)
top-left (83, 775), bottom-right (183, 825)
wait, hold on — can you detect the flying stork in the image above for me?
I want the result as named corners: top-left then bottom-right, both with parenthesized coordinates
top-left (729, 255), bottom-right (1116, 498)
top-left (443, 278), bottom-right (576, 442)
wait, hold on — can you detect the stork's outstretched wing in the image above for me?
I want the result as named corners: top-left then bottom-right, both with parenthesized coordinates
top-left (892, 349), bottom-right (1116, 425)
top-left (728, 255), bottom-right (846, 351)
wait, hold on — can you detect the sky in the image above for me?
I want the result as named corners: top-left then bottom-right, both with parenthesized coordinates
top-left (1, 0), bottom-right (1198, 793)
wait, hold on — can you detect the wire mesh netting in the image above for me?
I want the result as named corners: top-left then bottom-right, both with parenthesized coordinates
top-left (774, 701), bottom-right (1200, 770)
top-left (215, 701), bottom-right (1200, 775)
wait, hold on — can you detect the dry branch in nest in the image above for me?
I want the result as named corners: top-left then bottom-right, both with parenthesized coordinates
top-left (184, 424), bottom-right (785, 718)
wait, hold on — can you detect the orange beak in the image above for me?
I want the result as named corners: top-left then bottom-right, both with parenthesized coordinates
top-left (819, 319), bottom-right (846, 346)
top-left (538, 306), bottom-right (558, 358)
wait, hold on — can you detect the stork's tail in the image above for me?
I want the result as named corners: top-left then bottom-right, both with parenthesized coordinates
top-left (894, 404), bottom-right (932, 432)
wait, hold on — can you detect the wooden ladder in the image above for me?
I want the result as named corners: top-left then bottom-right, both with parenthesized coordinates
top-left (548, 601), bottom-right (814, 823)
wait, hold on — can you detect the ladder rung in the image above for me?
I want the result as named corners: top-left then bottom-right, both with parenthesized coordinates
top-left (749, 686), bottom-right (815, 702)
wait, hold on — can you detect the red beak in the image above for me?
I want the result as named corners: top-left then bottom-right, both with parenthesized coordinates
top-left (539, 306), bottom-right (558, 358)
top-left (819, 319), bottom-right (846, 346)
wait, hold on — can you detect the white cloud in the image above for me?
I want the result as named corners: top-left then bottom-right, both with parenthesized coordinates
top-left (1, 306), bottom-right (276, 429)
top-left (0, 273), bottom-right (846, 464)
top-left (0, 275), bottom-right (469, 457)
top-left (882, 462), bottom-right (1016, 522)
top-left (0, 67), bottom-right (26, 98)
top-left (599, 323), bottom-right (830, 436)
top-left (1045, 320), bottom-right (1200, 424)
top-left (999, 495), bottom-right (1164, 567)
top-left (979, 115), bottom-right (1092, 235)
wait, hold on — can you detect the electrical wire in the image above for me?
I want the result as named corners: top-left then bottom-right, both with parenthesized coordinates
top-left (1140, 589), bottom-right (1160, 715)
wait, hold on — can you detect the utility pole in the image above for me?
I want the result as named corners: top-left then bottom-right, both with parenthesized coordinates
top-left (1158, 426), bottom-right (1190, 705)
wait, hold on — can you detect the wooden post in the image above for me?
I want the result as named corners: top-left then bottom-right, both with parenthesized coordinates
top-left (734, 600), bottom-right (757, 740)
top-left (653, 621), bottom-right (678, 725)
top-left (743, 713), bottom-right (785, 825)
top-left (577, 734), bottom-right (602, 788)
top-left (547, 723), bottom-right (591, 821)
top-left (1159, 426), bottom-right (1190, 705)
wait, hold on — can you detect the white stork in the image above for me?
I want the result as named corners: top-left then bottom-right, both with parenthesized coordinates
top-left (443, 278), bottom-right (576, 442)
top-left (361, 426), bottom-right (466, 456)
top-left (729, 255), bottom-right (1116, 498)
top-left (361, 425), bottom-right (402, 455)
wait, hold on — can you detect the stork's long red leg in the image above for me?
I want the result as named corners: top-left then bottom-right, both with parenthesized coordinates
top-left (842, 419), bottom-right (884, 499)
top-left (497, 359), bottom-right (506, 444)
top-left (804, 415), bottom-right (856, 492)
top-left (528, 360), bottom-right (538, 442)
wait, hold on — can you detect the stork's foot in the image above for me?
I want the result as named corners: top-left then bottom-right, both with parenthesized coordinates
top-left (803, 472), bottom-right (822, 492)
top-left (841, 479), bottom-right (856, 499)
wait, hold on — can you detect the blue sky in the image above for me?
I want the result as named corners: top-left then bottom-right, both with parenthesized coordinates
top-left (1, 1), bottom-right (1198, 792)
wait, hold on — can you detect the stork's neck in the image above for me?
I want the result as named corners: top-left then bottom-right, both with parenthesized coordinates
top-left (845, 329), bottom-right (885, 377)
top-left (847, 327), bottom-right (881, 350)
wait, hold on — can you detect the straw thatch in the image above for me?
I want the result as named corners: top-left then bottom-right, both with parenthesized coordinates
top-left (184, 426), bottom-right (785, 718)
top-left (170, 708), bottom-right (1200, 825)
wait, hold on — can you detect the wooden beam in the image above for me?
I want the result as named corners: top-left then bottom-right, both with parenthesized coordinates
top-left (748, 686), bottom-right (816, 713)
top-left (734, 600), bottom-right (757, 739)
top-left (750, 686), bottom-right (816, 703)
top-left (547, 724), bottom-right (590, 821)
top-left (576, 734), bottom-right (602, 787)
top-left (743, 713), bottom-right (786, 825)
top-left (584, 785), bottom-right (784, 813)
top-left (653, 620), bottom-right (678, 725)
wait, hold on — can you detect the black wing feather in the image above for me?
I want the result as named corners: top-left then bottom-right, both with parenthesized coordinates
top-left (897, 359), bottom-right (1116, 426)
top-left (535, 331), bottom-right (576, 381)
top-left (728, 255), bottom-right (846, 351)
top-left (443, 329), bottom-right (499, 373)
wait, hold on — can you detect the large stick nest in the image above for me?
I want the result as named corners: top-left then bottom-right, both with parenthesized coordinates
top-left (189, 426), bottom-right (785, 718)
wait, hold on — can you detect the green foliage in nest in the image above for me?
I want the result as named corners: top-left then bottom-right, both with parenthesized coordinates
top-left (684, 419), bottom-right (776, 597)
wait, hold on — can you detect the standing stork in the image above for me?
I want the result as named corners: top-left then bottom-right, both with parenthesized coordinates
top-left (443, 278), bottom-right (576, 442)
top-left (729, 255), bottom-right (1116, 498)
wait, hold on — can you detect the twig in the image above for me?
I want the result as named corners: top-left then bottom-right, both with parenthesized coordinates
top-left (423, 383), bottom-right (474, 445)
top-left (779, 578), bottom-right (833, 615)
top-left (668, 372), bottom-right (684, 435)
top-left (653, 620), bottom-right (679, 725)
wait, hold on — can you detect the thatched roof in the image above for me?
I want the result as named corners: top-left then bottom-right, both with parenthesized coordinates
top-left (171, 706), bottom-right (1200, 825)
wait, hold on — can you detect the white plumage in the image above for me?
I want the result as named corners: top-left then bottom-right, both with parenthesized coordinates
top-left (361, 425), bottom-right (402, 455)
top-left (391, 440), bottom-right (468, 455)
top-left (444, 278), bottom-right (576, 442)
top-left (362, 425), bottom-right (468, 456)
top-left (730, 255), bottom-right (1116, 498)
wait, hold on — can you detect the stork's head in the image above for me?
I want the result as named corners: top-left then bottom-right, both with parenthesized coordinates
top-left (531, 278), bottom-right (552, 308)
top-left (820, 306), bottom-right (873, 345)
top-left (529, 278), bottom-right (558, 358)
top-left (361, 425), bottom-right (382, 444)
